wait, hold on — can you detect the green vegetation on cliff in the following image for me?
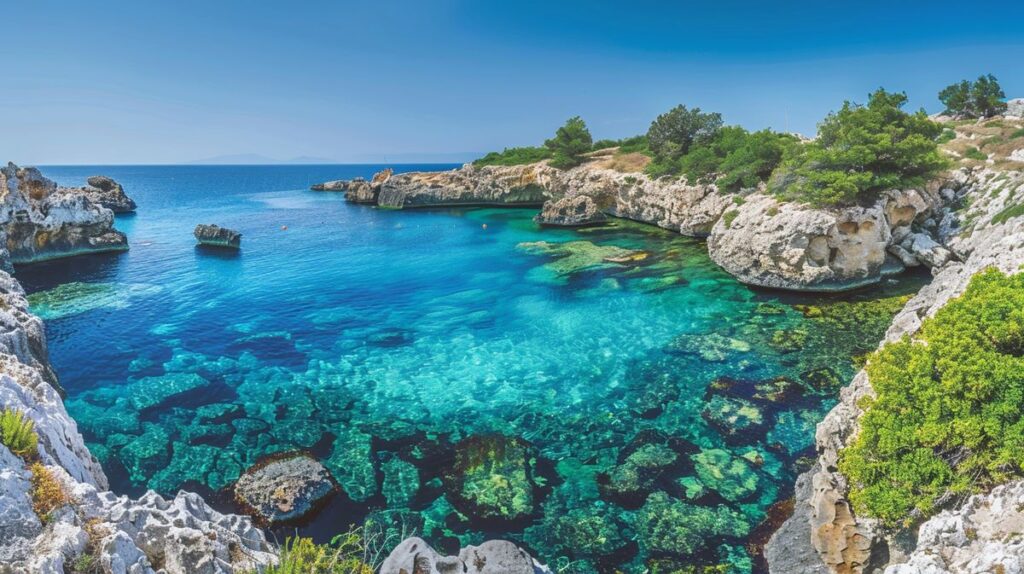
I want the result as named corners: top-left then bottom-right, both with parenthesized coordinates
top-left (472, 146), bottom-right (553, 167)
top-left (840, 268), bottom-right (1024, 527)
top-left (1, 408), bottom-right (38, 458)
top-left (771, 89), bottom-right (948, 207)
top-left (939, 74), bottom-right (1008, 119)
top-left (545, 116), bottom-right (594, 169)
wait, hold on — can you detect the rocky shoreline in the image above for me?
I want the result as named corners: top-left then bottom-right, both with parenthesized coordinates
top-left (313, 159), bottom-right (957, 293)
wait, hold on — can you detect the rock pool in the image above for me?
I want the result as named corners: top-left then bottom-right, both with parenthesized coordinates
top-left (20, 165), bottom-right (927, 572)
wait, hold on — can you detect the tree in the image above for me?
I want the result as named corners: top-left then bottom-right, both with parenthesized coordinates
top-left (939, 74), bottom-right (1007, 118)
top-left (646, 105), bottom-right (723, 163)
top-left (970, 74), bottom-right (1007, 118)
top-left (772, 88), bottom-right (948, 207)
top-left (545, 116), bottom-right (593, 169)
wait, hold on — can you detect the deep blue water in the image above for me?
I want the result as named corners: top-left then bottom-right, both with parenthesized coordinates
top-left (18, 164), bottom-right (926, 573)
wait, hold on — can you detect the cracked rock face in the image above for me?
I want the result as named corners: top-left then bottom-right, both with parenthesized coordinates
top-left (194, 224), bottom-right (242, 249)
top-left (380, 537), bottom-right (552, 574)
top-left (0, 162), bottom-right (129, 266)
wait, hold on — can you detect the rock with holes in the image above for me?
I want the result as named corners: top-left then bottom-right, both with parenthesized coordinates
top-left (534, 194), bottom-right (607, 227)
top-left (379, 537), bottom-right (552, 574)
top-left (233, 453), bottom-right (335, 523)
top-left (707, 189), bottom-right (941, 291)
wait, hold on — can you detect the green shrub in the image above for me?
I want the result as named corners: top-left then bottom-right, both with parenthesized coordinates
top-left (545, 116), bottom-right (593, 169)
top-left (992, 203), bottom-right (1024, 225)
top-left (262, 533), bottom-right (374, 574)
top-left (839, 269), bottom-right (1024, 527)
top-left (1, 408), bottom-right (38, 458)
top-left (937, 129), bottom-right (957, 144)
top-left (722, 210), bottom-right (739, 229)
top-left (1010, 128), bottom-right (1024, 140)
top-left (964, 147), bottom-right (988, 161)
top-left (939, 74), bottom-right (1008, 119)
top-left (771, 89), bottom-right (948, 207)
top-left (616, 135), bottom-right (651, 155)
top-left (472, 146), bottom-right (552, 167)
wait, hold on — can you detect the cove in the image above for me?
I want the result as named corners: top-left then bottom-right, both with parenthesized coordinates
top-left (19, 165), bottom-right (928, 572)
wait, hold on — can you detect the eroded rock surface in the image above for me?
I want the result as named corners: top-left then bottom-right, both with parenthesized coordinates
top-left (234, 453), bottom-right (335, 523)
top-left (380, 537), bottom-right (552, 574)
top-left (0, 162), bottom-right (128, 266)
top-left (81, 175), bottom-right (137, 213)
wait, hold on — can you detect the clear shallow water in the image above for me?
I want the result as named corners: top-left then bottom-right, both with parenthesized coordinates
top-left (20, 165), bottom-right (926, 573)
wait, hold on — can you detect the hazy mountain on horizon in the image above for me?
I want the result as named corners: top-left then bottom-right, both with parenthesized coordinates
top-left (187, 153), bottom-right (340, 165)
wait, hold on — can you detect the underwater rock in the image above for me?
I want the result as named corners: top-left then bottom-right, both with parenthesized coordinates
top-left (117, 424), bottom-right (171, 485)
top-left (444, 435), bottom-right (541, 525)
top-left (596, 431), bottom-right (696, 509)
top-left (664, 332), bottom-right (751, 362)
top-left (28, 281), bottom-right (163, 321)
top-left (701, 395), bottom-right (768, 444)
top-left (535, 194), bottom-right (608, 227)
top-left (234, 453), bottom-right (335, 524)
top-left (382, 457), bottom-right (420, 507)
top-left (129, 372), bottom-right (210, 411)
top-left (324, 429), bottom-right (379, 502)
top-left (799, 367), bottom-right (844, 394)
top-left (194, 224), bottom-right (242, 248)
top-left (545, 506), bottom-right (630, 558)
top-left (634, 491), bottom-right (750, 557)
top-left (517, 240), bottom-right (647, 276)
top-left (381, 537), bottom-right (552, 574)
top-left (692, 448), bottom-right (760, 503)
top-left (769, 327), bottom-right (809, 353)
top-left (82, 175), bottom-right (137, 213)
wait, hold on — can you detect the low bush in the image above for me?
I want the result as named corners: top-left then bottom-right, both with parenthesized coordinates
top-left (1, 408), bottom-right (38, 458)
top-left (29, 462), bottom-right (73, 522)
top-left (472, 146), bottom-right (552, 167)
top-left (964, 147), bottom-right (988, 161)
top-left (259, 529), bottom-right (392, 574)
top-left (840, 269), bottom-right (1024, 527)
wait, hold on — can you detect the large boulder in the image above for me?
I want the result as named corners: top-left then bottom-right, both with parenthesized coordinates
top-left (193, 224), bottom-right (241, 249)
top-left (380, 537), bottom-right (551, 574)
top-left (82, 175), bottom-right (137, 213)
top-left (1006, 98), bottom-right (1024, 118)
top-left (233, 453), bottom-right (335, 523)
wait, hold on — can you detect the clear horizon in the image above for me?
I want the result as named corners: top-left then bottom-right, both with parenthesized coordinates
top-left (4, 0), bottom-right (1023, 165)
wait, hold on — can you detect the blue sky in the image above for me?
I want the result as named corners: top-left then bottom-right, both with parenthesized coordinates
top-left (3, 0), bottom-right (1023, 164)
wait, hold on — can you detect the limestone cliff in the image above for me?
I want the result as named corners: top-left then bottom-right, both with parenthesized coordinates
top-left (0, 163), bottom-right (129, 266)
top-left (765, 167), bottom-right (1024, 573)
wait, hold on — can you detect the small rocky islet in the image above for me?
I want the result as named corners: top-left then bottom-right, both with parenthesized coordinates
top-left (1, 102), bottom-right (1024, 573)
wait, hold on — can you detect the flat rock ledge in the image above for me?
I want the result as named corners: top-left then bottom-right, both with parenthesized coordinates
top-left (194, 224), bottom-right (242, 249)
top-left (233, 453), bottom-right (335, 524)
top-left (381, 537), bottom-right (552, 574)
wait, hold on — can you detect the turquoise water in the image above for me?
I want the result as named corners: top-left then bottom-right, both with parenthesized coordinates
top-left (21, 165), bottom-right (925, 572)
